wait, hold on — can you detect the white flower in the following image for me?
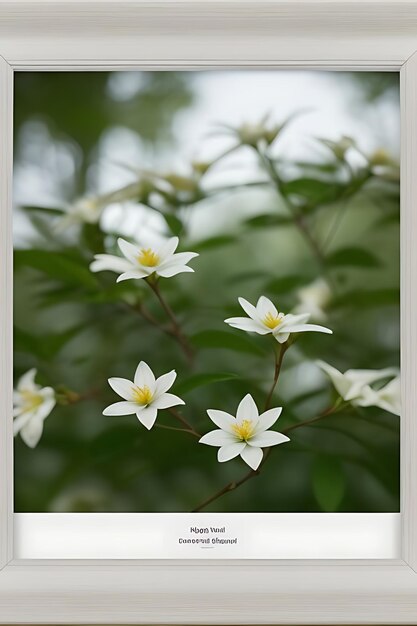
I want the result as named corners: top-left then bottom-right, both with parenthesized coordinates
top-left (199, 393), bottom-right (289, 470)
top-left (293, 278), bottom-right (331, 321)
top-left (317, 360), bottom-right (400, 415)
top-left (90, 237), bottom-right (198, 282)
top-left (68, 197), bottom-right (102, 224)
top-left (357, 376), bottom-right (400, 416)
top-left (13, 369), bottom-right (56, 448)
top-left (56, 197), bottom-right (103, 231)
top-left (103, 361), bottom-right (185, 430)
top-left (57, 181), bottom-right (155, 231)
top-left (225, 295), bottom-right (332, 344)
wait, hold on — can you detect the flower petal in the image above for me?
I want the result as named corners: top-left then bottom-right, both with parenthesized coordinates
top-left (90, 254), bottom-right (132, 274)
top-left (154, 370), bottom-right (177, 396)
top-left (256, 295), bottom-right (277, 318)
top-left (17, 368), bottom-right (38, 392)
top-left (280, 313), bottom-right (310, 327)
top-left (255, 407), bottom-right (283, 433)
top-left (283, 323), bottom-right (332, 335)
top-left (134, 361), bottom-right (156, 388)
top-left (108, 377), bottom-right (135, 401)
top-left (116, 269), bottom-right (149, 282)
top-left (103, 401), bottom-right (139, 416)
top-left (316, 361), bottom-right (354, 400)
top-left (133, 361), bottom-right (156, 394)
top-left (118, 237), bottom-right (141, 263)
top-left (151, 393), bottom-right (185, 409)
top-left (225, 317), bottom-right (270, 334)
top-left (249, 431), bottom-right (289, 447)
top-left (218, 442), bottom-right (246, 462)
top-left (20, 417), bottom-right (44, 448)
top-left (13, 412), bottom-right (32, 435)
top-left (236, 394), bottom-right (258, 424)
top-left (240, 445), bottom-right (263, 470)
top-left (32, 393), bottom-right (56, 422)
top-left (159, 251), bottom-right (198, 268)
top-left (274, 331), bottom-right (290, 343)
top-left (136, 406), bottom-right (158, 430)
top-left (237, 297), bottom-right (259, 321)
top-left (206, 409), bottom-right (236, 431)
top-left (356, 377), bottom-right (401, 416)
top-left (156, 236), bottom-right (179, 261)
top-left (199, 429), bottom-right (237, 447)
top-left (343, 381), bottom-right (369, 402)
top-left (378, 377), bottom-right (401, 415)
top-left (13, 390), bottom-right (23, 405)
top-left (157, 265), bottom-right (194, 278)
top-left (346, 367), bottom-right (399, 386)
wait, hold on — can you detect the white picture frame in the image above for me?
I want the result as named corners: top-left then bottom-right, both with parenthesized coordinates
top-left (1, 0), bottom-right (417, 622)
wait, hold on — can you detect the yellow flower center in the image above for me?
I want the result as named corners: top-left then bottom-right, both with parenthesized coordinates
top-left (131, 385), bottom-right (153, 406)
top-left (20, 390), bottom-right (43, 412)
top-left (263, 311), bottom-right (282, 329)
top-left (137, 248), bottom-right (160, 267)
top-left (232, 419), bottom-right (255, 441)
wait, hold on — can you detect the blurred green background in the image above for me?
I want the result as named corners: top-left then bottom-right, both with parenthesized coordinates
top-left (13, 71), bottom-right (400, 513)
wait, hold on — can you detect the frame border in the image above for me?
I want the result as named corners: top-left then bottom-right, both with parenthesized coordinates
top-left (1, 1), bottom-right (417, 623)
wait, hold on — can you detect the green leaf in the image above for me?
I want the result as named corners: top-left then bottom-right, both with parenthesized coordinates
top-left (374, 212), bottom-right (400, 228)
top-left (175, 371), bottom-right (239, 396)
top-left (192, 235), bottom-right (237, 252)
top-left (14, 325), bottom-right (84, 359)
top-left (331, 288), bottom-right (399, 310)
top-left (191, 329), bottom-right (265, 356)
top-left (27, 215), bottom-right (55, 241)
top-left (312, 455), bottom-right (345, 512)
top-left (293, 161), bottom-right (341, 174)
top-left (228, 270), bottom-right (262, 284)
top-left (244, 214), bottom-right (292, 229)
top-left (82, 223), bottom-right (105, 253)
top-left (90, 424), bottom-right (141, 463)
top-left (325, 247), bottom-right (380, 269)
top-left (163, 213), bottom-right (183, 236)
top-left (281, 178), bottom-right (345, 207)
top-left (14, 249), bottom-right (98, 287)
top-left (37, 285), bottom-right (88, 307)
top-left (264, 275), bottom-right (307, 294)
top-left (85, 282), bottom-right (144, 304)
top-left (22, 205), bottom-right (65, 216)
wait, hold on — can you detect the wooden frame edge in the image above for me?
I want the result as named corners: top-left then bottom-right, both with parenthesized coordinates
top-left (0, 54), bottom-right (13, 573)
top-left (1, 1), bottom-right (417, 622)
top-left (400, 50), bottom-right (417, 573)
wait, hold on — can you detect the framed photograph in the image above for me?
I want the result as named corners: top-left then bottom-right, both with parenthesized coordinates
top-left (1, 1), bottom-right (417, 623)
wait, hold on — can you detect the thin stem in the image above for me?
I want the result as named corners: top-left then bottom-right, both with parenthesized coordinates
top-left (321, 170), bottom-right (372, 252)
top-left (191, 401), bottom-right (342, 512)
top-left (57, 387), bottom-right (100, 405)
top-left (168, 407), bottom-right (201, 438)
top-left (147, 280), bottom-right (195, 365)
top-left (192, 451), bottom-right (271, 513)
top-left (257, 150), bottom-right (326, 267)
top-left (293, 214), bottom-right (326, 265)
top-left (264, 343), bottom-right (288, 411)
top-left (282, 404), bottom-right (339, 435)
top-left (134, 302), bottom-right (175, 337)
top-left (155, 423), bottom-right (198, 437)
